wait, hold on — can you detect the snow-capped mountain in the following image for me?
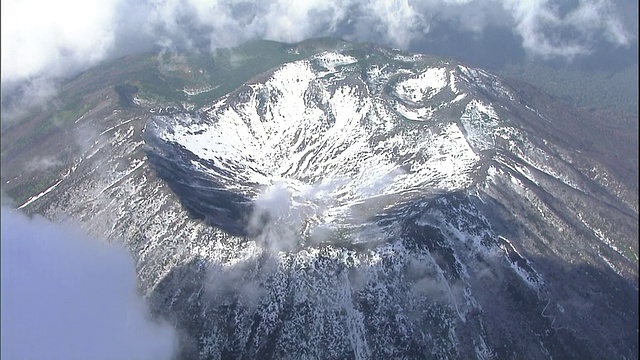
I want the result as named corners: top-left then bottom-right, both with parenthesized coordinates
top-left (4, 41), bottom-right (637, 359)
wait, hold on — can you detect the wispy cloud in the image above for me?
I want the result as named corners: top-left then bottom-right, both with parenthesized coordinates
top-left (1, 0), bottom-right (636, 85)
top-left (0, 75), bottom-right (58, 124)
top-left (503, 0), bottom-right (636, 59)
top-left (1, 206), bottom-right (177, 360)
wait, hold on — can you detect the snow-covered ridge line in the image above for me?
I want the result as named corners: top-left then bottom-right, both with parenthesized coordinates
top-left (312, 51), bottom-right (358, 71)
top-left (18, 178), bottom-right (64, 209)
top-left (183, 85), bottom-right (219, 96)
top-left (498, 236), bottom-right (543, 290)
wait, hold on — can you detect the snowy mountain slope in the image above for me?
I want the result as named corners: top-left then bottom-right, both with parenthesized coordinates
top-left (4, 41), bottom-right (637, 359)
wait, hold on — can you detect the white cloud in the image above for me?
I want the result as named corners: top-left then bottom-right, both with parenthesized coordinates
top-left (1, 0), bottom-right (120, 82)
top-left (1, 0), bottom-right (636, 89)
top-left (0, 206), bottom-right (177, 360)
top-left (503, 0), bottom-right (634, 58)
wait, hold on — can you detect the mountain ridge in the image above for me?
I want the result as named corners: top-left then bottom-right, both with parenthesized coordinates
top-left (1, 39), bottom-right (637, 359)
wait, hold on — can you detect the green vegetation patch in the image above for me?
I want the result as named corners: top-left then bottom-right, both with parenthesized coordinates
top-left (4, 173), bottom-right (60, 206)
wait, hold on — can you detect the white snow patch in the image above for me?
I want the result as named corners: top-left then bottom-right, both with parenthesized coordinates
top-left (449, 70), bottom-right (459, 93)
top-left (394, 102), bottom-right (435, 121)
top-left (313, 51), bottom-right (357, 71)
top-left (394, 67), bottom-right (447, 103)
top-left (459, 99), bottom-right (507, 152)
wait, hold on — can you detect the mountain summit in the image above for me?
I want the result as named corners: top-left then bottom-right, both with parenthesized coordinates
top-left (2, 40), bottom-right (637, 359)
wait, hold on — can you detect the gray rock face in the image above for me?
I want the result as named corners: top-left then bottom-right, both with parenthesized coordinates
top-left (7, 43), bottom-right (637, 359)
